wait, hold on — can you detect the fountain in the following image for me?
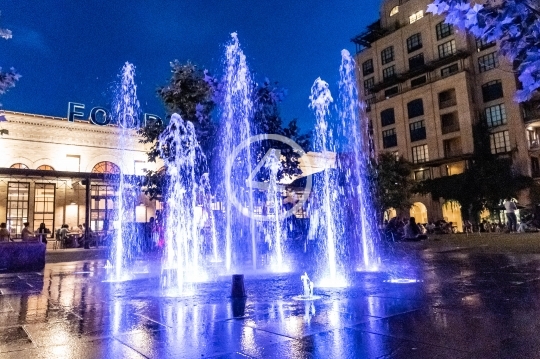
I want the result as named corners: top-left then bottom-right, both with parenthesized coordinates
top-left (108, 62), bottom-right (141, 282)
top-left (219, 32), bottom-right (257, 272)
top-left (337, 49), bottom-right (380, 271)
top-left (159, 113), bottom-right (210, 294)
top-left (263, 149), bottom-right (287, 272)
top-left (309, 78), bottom-right (347, 287)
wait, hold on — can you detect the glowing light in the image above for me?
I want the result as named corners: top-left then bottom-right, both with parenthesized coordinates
top-left (318, 276), bottom-right (348, 288)
top-left (384, 278), bottom-right (423, 284)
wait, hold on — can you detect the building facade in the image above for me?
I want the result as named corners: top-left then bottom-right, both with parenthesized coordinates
top-left (0, 111), bottom-right (160, 238)
top-left (353, 0), bottom-right (540, 230)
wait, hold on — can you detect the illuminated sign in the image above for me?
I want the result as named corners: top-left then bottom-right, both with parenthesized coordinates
top-left (67, 102), bottom-right (162, 128)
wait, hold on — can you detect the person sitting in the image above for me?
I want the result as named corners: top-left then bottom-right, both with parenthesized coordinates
top-left (0, 223), bottom-right (12, 242)
top-left (36, 223), bottom-right (50, 244)
top-left (404, 217), bottom-right (428, 241)
top-left (21, 222), bottom-right (36, 241)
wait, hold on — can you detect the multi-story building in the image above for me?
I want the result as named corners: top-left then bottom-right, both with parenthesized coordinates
top-left (352, 0), bottom-right (539, 230)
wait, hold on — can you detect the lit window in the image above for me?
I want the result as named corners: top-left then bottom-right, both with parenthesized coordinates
top-left (36, 165), bottom-right (54, 171)
top-left (412, 144), bottom-right (429, 163)
top-left (10, 163), bottom-right (29, 169)
top-left (409, 10), bottom-right (424, 24)
top-left (390, 6), bottom-right (399, 16)
top-left (490, 131), bottom-right (510, 154)
top-left (485, 104), bottom-right (507, 128)
top-left (92, 161), bottom-right (120, 174)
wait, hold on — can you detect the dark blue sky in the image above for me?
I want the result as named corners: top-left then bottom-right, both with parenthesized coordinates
top-left (1, 1), bottom-right (379, 130)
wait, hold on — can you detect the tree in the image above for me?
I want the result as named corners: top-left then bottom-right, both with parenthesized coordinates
top-left (0, 12), bottom-right (20, 100)
top-left (414, 122), bottom-right (533, 220)
top-left (371, 152), bottom-right (415, 221)
top-left (427, 0), bottom-right (540, 101)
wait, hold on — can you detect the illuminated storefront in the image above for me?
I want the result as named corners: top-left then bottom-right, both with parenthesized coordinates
top-left (0, 110), bottom-right (161, 238)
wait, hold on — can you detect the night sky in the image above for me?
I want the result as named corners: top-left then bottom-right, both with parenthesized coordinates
top-left (0, 1), bottom-right (379, 131)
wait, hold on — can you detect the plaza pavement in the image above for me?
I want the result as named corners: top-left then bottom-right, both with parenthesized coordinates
top-left (0, 233), bottom-right (539, 358)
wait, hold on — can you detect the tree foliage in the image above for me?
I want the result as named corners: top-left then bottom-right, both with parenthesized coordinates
top-left (0, 13), bottom-right (20, 100)
top-left (137, 62), bottom-right (310, 199)
top-left (427, 0), bottom-right (540, 101)
top-left (371, 152), bottom-right (415, 219)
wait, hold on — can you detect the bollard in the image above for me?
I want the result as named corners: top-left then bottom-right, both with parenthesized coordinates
top-left (231, 274), bottom-right (246, 298)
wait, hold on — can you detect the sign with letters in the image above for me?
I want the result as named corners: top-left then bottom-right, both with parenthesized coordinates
top-left (67, 102), bottom-right (162, 128)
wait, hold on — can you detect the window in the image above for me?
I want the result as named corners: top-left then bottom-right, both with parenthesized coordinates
top-left (390, 6), bottom-right (399, 16)
top-left (362, 59), bottom-right (374, 76)
top-left (438, 40), bottom-right (456, 59)
top-left (482, 80), bottom-right (504, 102)
top-left (91, 185), bottom-right (118, 231)
top-left (490, 131), bottom-right (511, 154)
top-left (408, 53), bottom-right (425, 70)
top-left (407, 99), bottom-right (424, 118)
top-left (436, 21), bottom-right (453, 40)
top-left (384, 86), bottom-right (399, 98)
top-left (414, 169), bottom-right (430, 181)
top-left (92, 161), bottom-right (120, 174)
top-left (441, 63), bottom-right (459, 77)
top-left (381, 108), bottom-right (395, 127)
top-left (438, 89), bottom-right (457, 109)
top-left (412, 144), bottom-right (429, 163)
top-left (36, 165), bottom-right (54, 171)
top-left (443, 137), bottom-right (462, 158)
top-left (406, 33), bottom-right (423, 53)
top-left (365, 96), bottom-right (375, 112)
top-left (364, 77), bottom-right (375, 94)
top-left (10, 163), bottom-right (28, 169)
top-left (33, 183), bottom-right (55, 237)
top-left (411, 75), bottom-right (427, 87)
top-left (382, 65), bottom-right (396, 81)
top-left (441, 112), bottom-right (460, 134)
top-left (134, 161), bottom-right (147, 175)
top-left (66, 155), bottom-right (80, 172)
top-left (381, 46), bottom-right (394, 65)
top-left (485, 104), bottom-right (507, 127)
top-left (6, 182), bottom-right (30, 238)
top-left (478, 52), bottom-right (499, 73)
top-left (409, 120), bottom-right (426, 142)
top-left (409, 10), bottom-right (424, 24)
top-left (382, 128), bottom-right (398, 148)
top-left (476, 37), bottom-right (495, 51)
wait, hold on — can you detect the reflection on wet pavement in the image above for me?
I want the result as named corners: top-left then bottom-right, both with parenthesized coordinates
top-left (1, 248), bottom-right (540, 358)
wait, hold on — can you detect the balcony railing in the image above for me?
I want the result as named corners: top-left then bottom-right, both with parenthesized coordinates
top-left (439, 98), bottom-right (457, 109)
top-left (523, 101), bottom-right (540, 123)
top-left (444, 147), bottom-right (463, 158)
top-left (442, 122), bottom-right (460, 135)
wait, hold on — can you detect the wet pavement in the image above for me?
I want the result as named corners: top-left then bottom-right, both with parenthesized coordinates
top-left (1, 242), bottom-right (540, 358)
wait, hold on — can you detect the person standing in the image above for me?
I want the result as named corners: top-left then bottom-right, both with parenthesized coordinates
top-left (36, 223), bottom-right (50, 244)
top-left (504, 197), bottom-right (518, 232)
top-left (0, 223), bottom-right (12, 242)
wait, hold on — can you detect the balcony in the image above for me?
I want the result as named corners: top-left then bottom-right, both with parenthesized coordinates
top-left (439, 98), bottom-right (457, 109)
top-left (522, 101), bottom-right (540, 123)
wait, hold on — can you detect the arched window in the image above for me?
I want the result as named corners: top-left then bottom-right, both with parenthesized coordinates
top-left (92, 161), bottom-right (120, 174)
top-left (390, 6), bottom-right (399, 16)
top-left (10, 163), bottom-right (29, 169)
top-left (36, 165), bottom-right (55, 171)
